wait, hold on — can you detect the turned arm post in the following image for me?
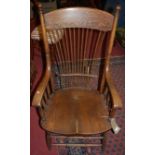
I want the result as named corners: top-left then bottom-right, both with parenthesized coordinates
top-left (32, 4), bottom-right (54, 107)
top-left (38, 3), bottom-right (54, 91)
top-left (100, 5), bottom-right (121, 92)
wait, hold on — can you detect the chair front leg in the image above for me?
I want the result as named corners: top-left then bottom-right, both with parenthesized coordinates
top-left (103, 83), bottom-right (121, 134)
top-left (46, 131), bottom-right (52, 150)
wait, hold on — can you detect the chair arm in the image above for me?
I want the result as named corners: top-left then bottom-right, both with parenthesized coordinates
top-left (32, 70), bottom-right (50, 107)
top-left (106, 72), bottom-right (123, 109)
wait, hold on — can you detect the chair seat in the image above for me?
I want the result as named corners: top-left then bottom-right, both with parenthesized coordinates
top-left (41, 89), bottom-right (111, 135)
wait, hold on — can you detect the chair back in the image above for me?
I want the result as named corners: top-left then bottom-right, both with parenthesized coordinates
top-left (38, 5), bottom-right (120, 91)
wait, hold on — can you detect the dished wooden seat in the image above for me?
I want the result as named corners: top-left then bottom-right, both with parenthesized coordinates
top-left (42, 89), bottom-right (111, 134)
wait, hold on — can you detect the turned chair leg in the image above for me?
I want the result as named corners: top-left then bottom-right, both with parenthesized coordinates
top-left (100, 133), bottom-right (105, 151)
top-left (46, 132), bottom-right (51, 150)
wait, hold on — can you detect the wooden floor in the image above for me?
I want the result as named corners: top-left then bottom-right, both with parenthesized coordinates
top-left (42, 89), bottom-right (111, 135)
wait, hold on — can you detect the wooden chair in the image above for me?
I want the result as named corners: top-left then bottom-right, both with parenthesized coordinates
top-left (31, 4), bottom-right (122, 149)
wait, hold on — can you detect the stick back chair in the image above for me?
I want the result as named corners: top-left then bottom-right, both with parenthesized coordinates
top-left (31, 4), bottom-right (122, 149)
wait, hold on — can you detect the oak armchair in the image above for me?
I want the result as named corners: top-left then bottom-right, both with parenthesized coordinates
top-left (31, 4), bottom-right (122, 149)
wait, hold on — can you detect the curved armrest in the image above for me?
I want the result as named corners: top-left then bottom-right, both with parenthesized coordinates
top-left (32, 70), bottom-right (50, 107)
top-left (106, 72), bottom-right (123, 109)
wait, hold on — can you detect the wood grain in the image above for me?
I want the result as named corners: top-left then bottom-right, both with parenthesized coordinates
top-left (45, 7), bottom-right (114, 31)
top-left (42, 89), bottom-right (111, 134)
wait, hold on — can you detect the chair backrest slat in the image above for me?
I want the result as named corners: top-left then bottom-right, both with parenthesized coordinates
top-left (49, 28), bottom-right (107, 89)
